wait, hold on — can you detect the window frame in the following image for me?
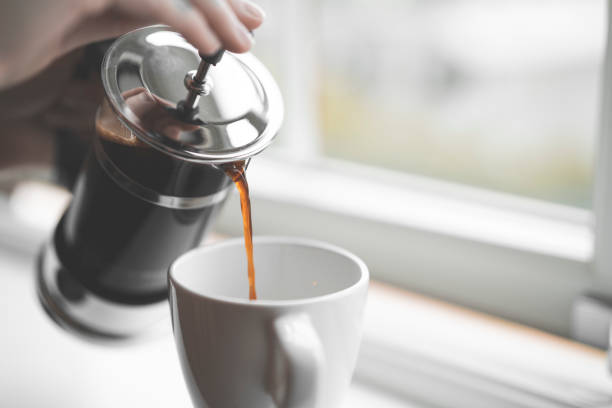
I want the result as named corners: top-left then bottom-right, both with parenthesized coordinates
top-left (593, 0), bottom-right (612, 296)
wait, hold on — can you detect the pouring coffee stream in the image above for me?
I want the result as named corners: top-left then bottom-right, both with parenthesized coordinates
top-left (176, 49), bottom-right (258, 301)
top-left (224, 160), bottom-right (257, 300)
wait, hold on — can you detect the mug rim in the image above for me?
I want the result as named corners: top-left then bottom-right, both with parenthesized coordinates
top-left (168, 236), bottom-right (369, 308)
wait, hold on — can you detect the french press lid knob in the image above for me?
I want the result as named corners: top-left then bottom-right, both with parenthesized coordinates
top-left (178, 49), bottom-right (225, 119)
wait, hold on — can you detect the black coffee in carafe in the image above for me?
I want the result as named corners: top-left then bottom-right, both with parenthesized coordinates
top-left (54, 94), bottom-right (231, 304)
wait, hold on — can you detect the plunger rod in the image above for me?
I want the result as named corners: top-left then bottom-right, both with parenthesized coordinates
top-left (179, 49), bottom-right (225, 117)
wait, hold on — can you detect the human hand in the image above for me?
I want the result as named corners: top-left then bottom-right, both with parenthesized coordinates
top-left (0, 0), bottom-right (264, 89)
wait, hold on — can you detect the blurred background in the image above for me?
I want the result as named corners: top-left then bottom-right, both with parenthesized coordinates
top-left (252, 0), bottom-right (604, 208)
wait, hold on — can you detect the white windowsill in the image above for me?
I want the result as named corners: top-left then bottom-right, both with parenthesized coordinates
top-left (246, 153), bottom-right (593, 263)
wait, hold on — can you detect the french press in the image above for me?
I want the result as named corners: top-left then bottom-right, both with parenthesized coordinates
top-left (37, 25), bottom-right (283, 340)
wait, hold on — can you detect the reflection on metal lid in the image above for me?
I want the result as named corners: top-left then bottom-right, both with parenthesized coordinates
top-left (101, 25), bottom-right (283, 163)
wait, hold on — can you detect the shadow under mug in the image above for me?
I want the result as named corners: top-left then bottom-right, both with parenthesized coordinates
top-left (169, 236), bottom-right (369, 408)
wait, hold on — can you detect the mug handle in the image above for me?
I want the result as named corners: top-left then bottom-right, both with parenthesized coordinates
top-left (272, 313), bottom-right (325, 408)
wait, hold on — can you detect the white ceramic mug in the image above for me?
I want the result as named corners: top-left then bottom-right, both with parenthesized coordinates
top-left (168, 236), bottom-right (369, 408)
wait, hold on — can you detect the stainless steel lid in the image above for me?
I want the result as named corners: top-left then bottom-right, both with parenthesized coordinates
top-left (101, 25), bottom-right (283, 163)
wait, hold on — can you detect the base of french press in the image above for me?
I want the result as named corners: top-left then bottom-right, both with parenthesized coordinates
top-left (36, 239), bottom-right (170, 342)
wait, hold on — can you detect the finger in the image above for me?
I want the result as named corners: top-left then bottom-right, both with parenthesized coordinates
top-left (109, 0), bottom-right (222, 55)
top-left (191, 0), bottom-right (253, 53)
top-left (61, 12), bottom-right (156, 54)
top-left (151, 0), bottom-right (222, 55)
top-left (227, 0), bottom-right (265, 31)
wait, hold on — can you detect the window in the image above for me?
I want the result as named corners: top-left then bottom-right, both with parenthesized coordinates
top-left (252, 0), bottom-right (604, 208)
top-left (213, 0), bottom-right (605, 338)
